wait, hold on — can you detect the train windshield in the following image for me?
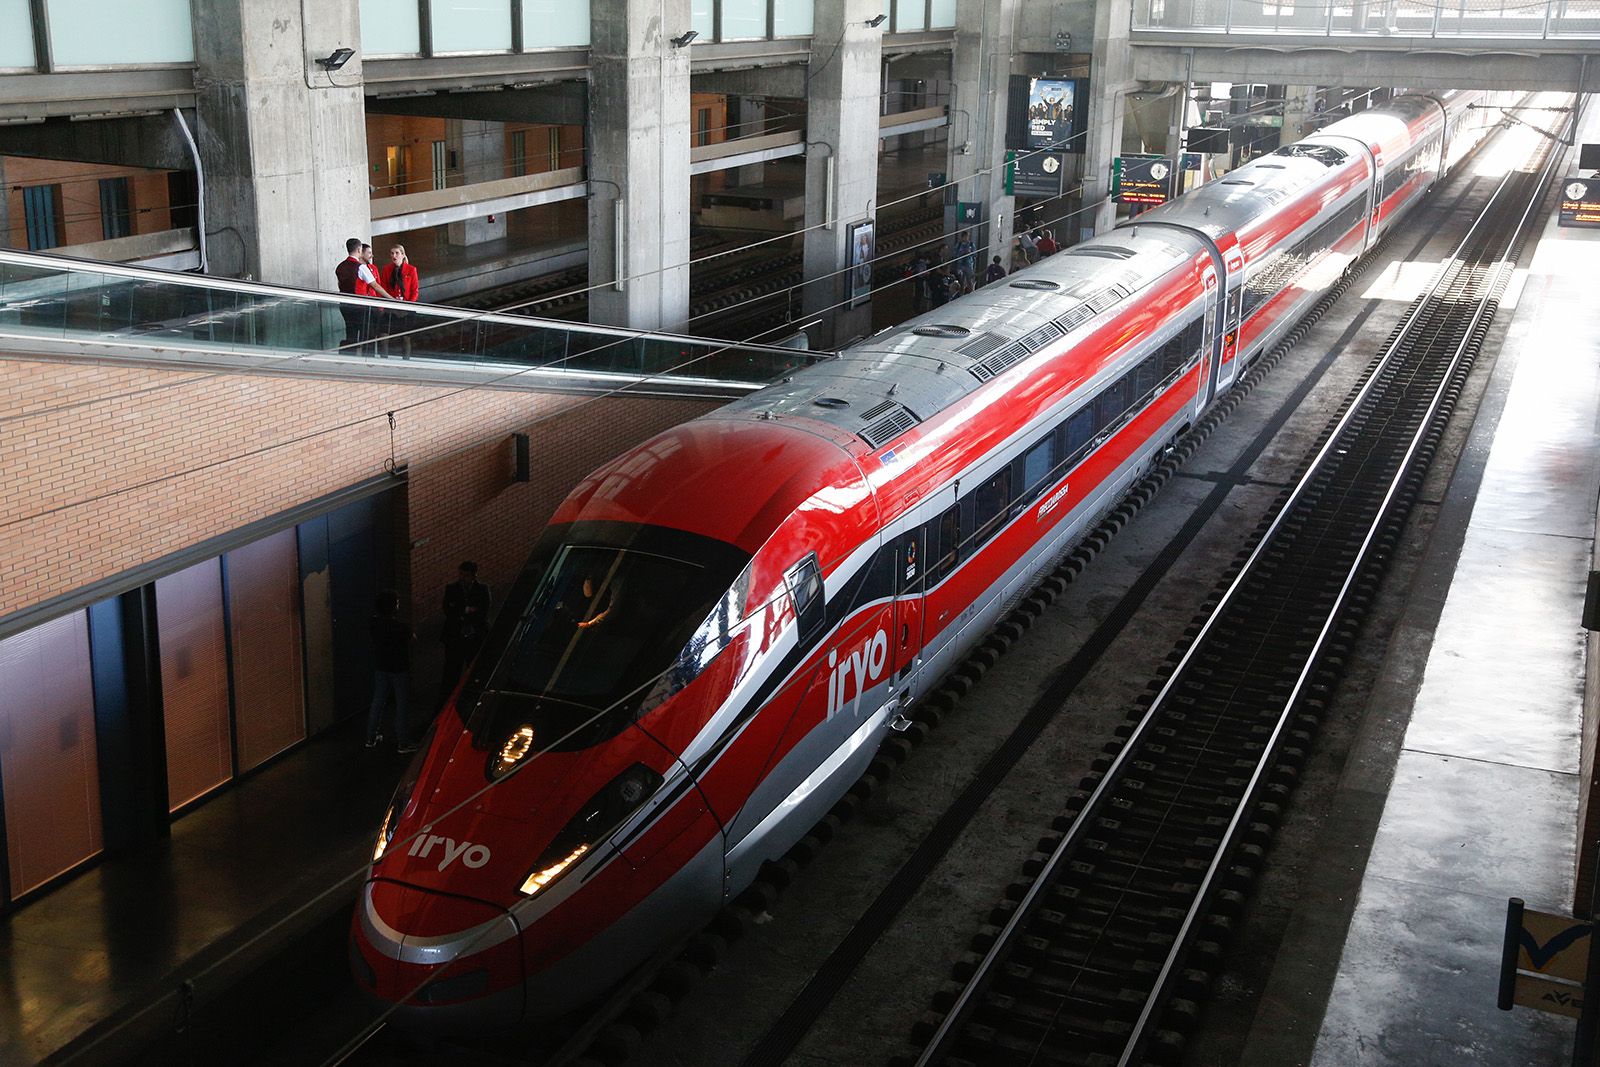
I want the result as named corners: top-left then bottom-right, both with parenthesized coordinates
top-left (473, 528), bottom-right (749, 751)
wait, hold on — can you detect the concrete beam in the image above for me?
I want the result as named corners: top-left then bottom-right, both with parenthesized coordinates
top-left (689, 131), bottom-right (806, 175)
top-left (55, 228), bottom-right (200, 271)
top-left (0, 69), bottom-right (197, 125)
top-left (371, 171), bottom-right (588, 235)
top-left (364, 83), bottom-right (588, 126)
top-left (1130, 38), bottom-right (1600, 92)
top-left (692, 67), bottom-right (807, 98)
top-left (0, 113), bottom-right (191, 170)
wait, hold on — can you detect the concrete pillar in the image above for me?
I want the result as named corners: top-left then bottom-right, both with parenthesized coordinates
top-left (587, 0), bottom-right (692, 332)
top-left (1081, 0), bottom-right (1138, 240)
top-left (803, 0), bottom-right (884, 347)
top-left (191, 0), bottom-right (371, 289)
top-left (446, 119), bottom-right (508, 246)
top-left (1282, 85), bottom-right (1318, 145)
top-left (0, 155), bottom-right (9, 247)
top-left (947, 0), bottom-right (1017, 270)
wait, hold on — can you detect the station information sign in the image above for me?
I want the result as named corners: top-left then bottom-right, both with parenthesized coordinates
top-left (1114, 155), bottom-right (1175, 205)
top-left (1558, 176), bottom-right (1600, 229)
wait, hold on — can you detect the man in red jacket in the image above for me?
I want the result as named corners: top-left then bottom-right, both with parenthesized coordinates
top-left (380, 244), bottom-right (420, 356)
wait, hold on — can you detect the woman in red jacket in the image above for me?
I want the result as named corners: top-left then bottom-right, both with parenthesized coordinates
top-left (380, 244), bottom-right (421, 356)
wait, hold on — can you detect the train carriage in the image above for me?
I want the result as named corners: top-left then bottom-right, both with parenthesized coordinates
top-left (351, 89), bottom-right (1495, 1028)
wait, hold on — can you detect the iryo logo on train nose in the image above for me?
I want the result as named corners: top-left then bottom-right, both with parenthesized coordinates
top-left (826, 628), bottom-right (889, 718)
top-left (407, 833), bottom-right (492, 872)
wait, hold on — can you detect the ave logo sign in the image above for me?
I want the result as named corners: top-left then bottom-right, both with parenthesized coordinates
top-left (826, 628), bottom-right (889, 718)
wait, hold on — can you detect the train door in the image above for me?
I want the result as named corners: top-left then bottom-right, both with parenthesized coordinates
top-left (890, 486), bottom-right (956, 693)
top-left (1200, 267), bottom-right (1220, 409)
top-left (1216, 266), bottom-right (1243, 393)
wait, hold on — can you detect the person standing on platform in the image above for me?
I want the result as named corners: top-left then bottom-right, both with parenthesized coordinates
top-left (439, 561), bottom-right (492, 708)
top-left (1036, 229), bottom-right (1059, 257)
top-left (985, 255), bottom-right (1007, 285)
top-left (954, 234), bottom-right (976, 287)
top-left (1017, 229), bottom-right (1039, 264)
top-left (380, 244), bottom-right (421, 357)
top-left (367, 590), bottom-right (415, 752)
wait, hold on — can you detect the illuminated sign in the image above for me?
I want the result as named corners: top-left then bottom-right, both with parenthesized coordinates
top-left (1115, 155), bottom-right (1175, 206)
top-left (1558, 177), bottom-right (1600, 229)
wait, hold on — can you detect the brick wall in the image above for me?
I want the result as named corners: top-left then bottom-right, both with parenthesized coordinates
top-left (0, 355), bottom-right (720, 633)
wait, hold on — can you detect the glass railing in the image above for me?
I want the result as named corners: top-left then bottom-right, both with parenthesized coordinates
top-left (1132, 0), bottom-right (1600, 38)
top-left (0, 248), bottom-right (825, 391)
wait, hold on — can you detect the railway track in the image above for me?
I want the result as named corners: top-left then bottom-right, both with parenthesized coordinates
top-left (900, 118), bottom-right (1563, 1067)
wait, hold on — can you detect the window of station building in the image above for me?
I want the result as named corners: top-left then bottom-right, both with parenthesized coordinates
top-left (45, 0), bottom-right (194, 66)
top-left (547, 127), bottom-right (563, 170)
top-left (156, 559), bottom-right (234, 812)
top-left (98, 177), bottom-right (131, 241)
top-left (521, 0), bottom-right (588, 49)
top-left (0, 0), bottom-right (35, 69)
top-left (0, 612), bottom-right (104, 901)
top-left (696, 108), bottom-right (712, 147)
top-left (431, 140), bottom-right (447, 190)
top-left (928, 0), bottom-right (956, 27)
top-left (772, 0), bottom-right (814, 36)
top-left (359, 0), bottom-right (422, 56)
top-left (892, 0), bottom-right (927, 32)
top-left (429, 0), bottom-right (512, 53)
top-left (510, 130), bottom-right (527, 177)
top-left (692, 0), bottom-right (714, 38)
top-left (21, 185), bottom-right (61, 251)
top-left (721, 0), bottom-right (767, 39)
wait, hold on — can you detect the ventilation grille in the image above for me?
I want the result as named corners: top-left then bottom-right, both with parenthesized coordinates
top-left (859, 403), bottom-right (921, 449)
top-left (913, 324), bottom-right (971, 338)
top-left (956, 332), bottom-right (1010, 360)
top-left (1019, 322), bottom-right (1064, 351)
top-left (969, 341), bottom-right (1032, 382)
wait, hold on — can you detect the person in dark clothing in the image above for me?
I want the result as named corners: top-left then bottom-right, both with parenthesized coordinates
top-left (439, 560), bottom-right (492, 707)
top-left (984, 255), bottom-right (1007, 285)
top-left (367, 590), bottom-right (415, 752)
top-left (929, 266), bottom-right (954, 308)
top-left (335, 237), bottom-right (364, 348)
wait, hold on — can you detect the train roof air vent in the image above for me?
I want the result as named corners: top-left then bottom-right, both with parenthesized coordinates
top-left (859, 403), bottom-right (921, 449)
top-left (1020, 322), bottom-right (1065, 351)
top-left (969, 340), bottom-right (1031, 382)
top-left (1275, 143), bottom-right (1348, 166)
top-left (1009, 279), bottom-right (1061, 291)
top-left (1221, 179), bottom-right (1255, 186)
top-left (957, 332), bottom-right (1010, 360)
top-left (913, 324), bottom-right (971, 338)
top-left (1256, 163), bottom-right (1287, 169)
top-left (1069, 246), bottom-right (1139, 260)
top-left (813, 396), bottom-right (850, 408)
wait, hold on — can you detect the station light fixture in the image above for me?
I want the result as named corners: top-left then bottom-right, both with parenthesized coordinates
top-left (670, 30), bottom-right (699, 47)
top-left (317, 47), bottom-right (355, 71)
top-left (866, 13), bottom-right (888, 27)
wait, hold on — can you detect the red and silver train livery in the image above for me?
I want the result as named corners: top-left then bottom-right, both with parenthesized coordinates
top-left (350, 90), bottom-right (1495, 1026)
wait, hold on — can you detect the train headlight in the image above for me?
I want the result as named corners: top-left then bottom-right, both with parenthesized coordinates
top-left (518, 763), bottom-right (663, 897)
top-left (371, 728), bottom-right (433, 865)
top-left (490, 724), bottom-right (536, 781)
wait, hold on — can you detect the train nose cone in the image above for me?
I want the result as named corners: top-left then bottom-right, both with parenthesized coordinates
top-left (354, 879), bottom-right (527, 1033)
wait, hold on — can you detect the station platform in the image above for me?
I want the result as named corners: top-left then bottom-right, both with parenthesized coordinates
top-left (1240, 114), bottom-right (1600, 1063)
top-left (0, 720), bottom-right (405, 1067)
top-left (381, 199), bottom-right (586, 306)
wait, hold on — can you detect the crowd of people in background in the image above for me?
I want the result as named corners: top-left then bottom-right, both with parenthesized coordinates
top-left (334, 237), bottom-right (423, 356)
top-left (904, 225), bottom-right (1063, 314)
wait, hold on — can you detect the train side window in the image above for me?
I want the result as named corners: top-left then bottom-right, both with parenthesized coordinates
top-left (1096, 372), bottom-right (1134, 428)
top-left (1064, 404), bottom-right (1096, 458)
top-left (786, 553), bottom-right (825, 642)
top-left (1136, 348), bottom-right (1163, 399)
top-left (971, 468), bottom-right (1012, 549)
top-left (1022, 438), bottom-right (1055, 497)
top-left (862, 542), bottom-right (896, 603)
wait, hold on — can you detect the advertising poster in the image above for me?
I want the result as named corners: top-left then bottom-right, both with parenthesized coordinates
top-left (848, 219), bottom-right (876, 307)
top-left (1026, 78), bottom-right (1077, 151)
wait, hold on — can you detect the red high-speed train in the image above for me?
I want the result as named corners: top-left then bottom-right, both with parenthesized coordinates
top-left (351, 90), bottom-right (1495, 1027)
